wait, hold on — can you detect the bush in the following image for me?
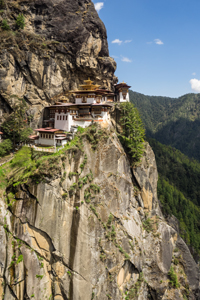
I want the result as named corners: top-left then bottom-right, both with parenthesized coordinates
top-left (168, 266), bottom-right (180, 288)
top-left (16, 13), bottom-right (25, 29)
top-left (0, 139), bottom-right (12, 157)
top-left (1, 19), bottom-right (10, 30)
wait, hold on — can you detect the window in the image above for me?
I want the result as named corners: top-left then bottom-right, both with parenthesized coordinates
top-left (63, 116), bottom-right (65, 120)
top-left (66, 116), bottom-right (68, 120)
top-left (57, 116), bottom-right (59, 120)
top-left (60, 116), bottom-right (62, 120)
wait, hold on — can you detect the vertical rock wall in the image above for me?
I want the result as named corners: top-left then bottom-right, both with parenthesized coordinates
top-left (0, 128), bottom-right (199, 299)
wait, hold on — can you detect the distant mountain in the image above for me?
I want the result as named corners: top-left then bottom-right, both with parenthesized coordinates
top-left (130, 91), bottom-right (200, 161)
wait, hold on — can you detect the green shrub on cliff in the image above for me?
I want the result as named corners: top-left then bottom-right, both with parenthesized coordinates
top-left (1, 19), bottom-right (10, 30)
top-left (0, 139), bottom-right (12, 157)
top-left (168, 266), bottom-right (180, 288)
top-left (119, 102), bottom-right (145, 164)
top-left (16, 14), bottom-right (25, 29)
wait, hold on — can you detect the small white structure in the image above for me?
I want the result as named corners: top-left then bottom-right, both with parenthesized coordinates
top-left (115, 82), bottom-right (131, 102)
top-left (0, 132), bottom-right (3, 143)
top-left (31, 128), bottom-right (68, 147)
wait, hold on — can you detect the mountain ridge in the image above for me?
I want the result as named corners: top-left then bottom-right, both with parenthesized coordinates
top-left (130, 90), bottom-right (200, 161)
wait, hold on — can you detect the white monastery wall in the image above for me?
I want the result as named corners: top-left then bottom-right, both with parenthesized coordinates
top-left (55, 113), bottom-right (70, 131)
top-left (38, 138), bottom-right (55, 146)
top-left (119, 91), bottom-right (130, 102)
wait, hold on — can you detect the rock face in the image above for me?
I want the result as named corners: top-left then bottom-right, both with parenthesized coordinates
top-left (0, 125), bottom-right (199, 299)
top-left (0, 0), bottom-right (117, 126)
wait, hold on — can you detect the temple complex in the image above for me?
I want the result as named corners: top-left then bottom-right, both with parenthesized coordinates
top-left (30, 79), bottom-right (131, 147)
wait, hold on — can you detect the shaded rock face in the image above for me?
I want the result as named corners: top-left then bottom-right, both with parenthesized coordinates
top-left (0, 131), bottom-right (199, 299)
top-left (0, 0), bottom-right (117, 126)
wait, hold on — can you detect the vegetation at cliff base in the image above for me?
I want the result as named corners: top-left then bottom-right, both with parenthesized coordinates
top-left (118, 102), bottom-right (145, 164)
top-left (149, 138), bottom-right (200, 253)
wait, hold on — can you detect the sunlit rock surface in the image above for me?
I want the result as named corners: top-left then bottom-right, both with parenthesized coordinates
top-left (0, 129), bottom-right (199, 299)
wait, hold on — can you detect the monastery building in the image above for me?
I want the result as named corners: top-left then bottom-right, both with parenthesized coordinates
top-left (29, 79), bottom-right (131, 147)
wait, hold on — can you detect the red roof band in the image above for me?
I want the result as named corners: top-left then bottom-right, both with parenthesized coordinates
top-left (35, 128), bottom-right (62, 133)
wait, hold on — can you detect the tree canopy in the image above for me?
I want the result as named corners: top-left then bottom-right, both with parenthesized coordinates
top-left (118, 102), bottom-right (145, 165)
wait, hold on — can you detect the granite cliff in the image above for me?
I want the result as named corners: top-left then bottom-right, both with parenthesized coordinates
top-left (0, 1), bottom-right (199, 299)
top-left (0, 121), bottom-right (199, 300)
top-left (0, 0), bottom-right (116, 126)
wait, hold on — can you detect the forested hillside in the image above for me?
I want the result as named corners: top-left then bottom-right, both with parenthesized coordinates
top-left (148, 138), bottom-right (200, 254)
top-left (130, 91), bottom-right (200, 161)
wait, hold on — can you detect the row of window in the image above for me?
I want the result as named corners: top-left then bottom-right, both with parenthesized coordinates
top-left (57, 115), bottom-right (68, 120)
top-left (40, 134), bottom-right (54, 139)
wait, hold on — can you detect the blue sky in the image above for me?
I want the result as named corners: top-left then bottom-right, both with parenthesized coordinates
top-left (93, 0), bottom-right (200, 97)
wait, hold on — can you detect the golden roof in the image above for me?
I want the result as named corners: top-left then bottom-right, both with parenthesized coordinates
top-left (79, 78), bottom-right (100, 91)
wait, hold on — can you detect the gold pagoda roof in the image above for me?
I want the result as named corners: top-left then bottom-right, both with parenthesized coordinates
top-left (72, 78), bottom-right (100, 93)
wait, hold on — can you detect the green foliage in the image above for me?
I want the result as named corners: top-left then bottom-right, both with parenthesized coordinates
top-left (16, 254), bottom-right (23, 264)
top-left (90, 205), bottom-right (98, 218)
top-left (80, 154), bottom-right (87, 172)
top-left (90, 184), bottom-right (100, 193)
top-left (1, 19), bottom-right (10, 30)
top-left (158, 177), bottom-right (200, 252)
top-left (62, 193), bottom-right (68, 199)
top-left (149, 138), bottom-right (200, 206)
top-left (118, 102), bottom-right (145, 164)
top-left (168, 266), bottom-right (180, 288)
top-left (16, 13), bottom-right (25, 29)
top-left (0, 139), bottom-right (12, 157)
top-left (151, 138), bottom-right (200, 253)
top-left (69, 172), bottom-right (79, 180)
top-left (125, 272), bottom-right (144, 299)
top-left (35, 274), bottom-right (43, 280)
top-left (2, 96), bottom-right (33, 146)
top-left (107, 214), bottom-right (113, 227)
top-left (130, 90), bottom-right (200, 161)
top-left (67, 270), bottom-right (71, 277)
top-left (173, 258), bottom-right (179, 265)
top-left (142, 218), bottom-right (154, 233)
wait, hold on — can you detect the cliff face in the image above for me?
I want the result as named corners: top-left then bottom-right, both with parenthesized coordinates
top-left (0, 0), bottom-right (116, 126)
top-left (0, 124), bottom-right (199, 300)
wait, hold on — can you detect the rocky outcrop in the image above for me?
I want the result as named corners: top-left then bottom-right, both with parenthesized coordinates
top-left (0, 0), bottom-right (117, 126)
top-left (0, 125), bottom-right (199, 299)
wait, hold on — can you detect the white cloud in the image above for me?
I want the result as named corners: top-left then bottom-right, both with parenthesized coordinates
top-left (111, 55), bottom-right (119, 59)
top-left (121, 56), bottom-right (132, 63)
top-left (192, 72), bottom-right (196, 76)
top-left (94, 2), bottom-right (104, 12)
top-left (112, 39), bottom-right (123, 45)
top-left (190, 78), bottom-right (200, 92)
top-left (125, 40), bottom-right (132, 43)
top-left (154, 39), bottom-right (164, 45)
